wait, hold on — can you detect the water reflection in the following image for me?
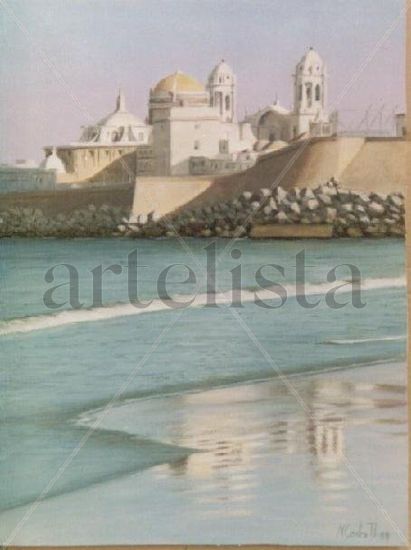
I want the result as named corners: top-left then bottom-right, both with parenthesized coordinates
top-left (152, 366), bottom-right (406, 518)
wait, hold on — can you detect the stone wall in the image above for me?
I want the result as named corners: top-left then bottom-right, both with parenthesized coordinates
top-left (121, 180), bottom-right (405, 239)
top-left (0, 180), bottom-right (404, 239)
top-left (0, 183), bottom-right (134, 216)
top-left (0, 166), bottom-right (56, 193)
top-left (0, 204), bottom-right (130, 238)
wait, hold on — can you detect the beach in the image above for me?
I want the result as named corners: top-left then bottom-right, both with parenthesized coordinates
top-left (0, 237), bottom-right (408, 545)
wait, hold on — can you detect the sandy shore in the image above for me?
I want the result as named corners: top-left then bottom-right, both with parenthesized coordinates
top-left (0, 361), bottom-right (407, 546)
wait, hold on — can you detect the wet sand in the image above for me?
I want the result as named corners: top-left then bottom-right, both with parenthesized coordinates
top-left (1, 361), bottom-right (407, 546)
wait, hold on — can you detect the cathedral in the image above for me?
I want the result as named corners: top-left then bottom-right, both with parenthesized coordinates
top-left (43, 47), bottom-right (336, 182)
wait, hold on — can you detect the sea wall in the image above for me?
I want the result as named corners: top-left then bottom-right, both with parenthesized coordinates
top-left (0, 183), bottom-right (134, 216)
top-left (0, 180), bottom-right (404, 239)
top-left (131, 177), bottom-right (213, 218)
top-left (166, 137), bottom-right (406, 213)
top-left (0, 184), bottom-right (134, 237)
top-left (122, 180), bottom-right (405, 239)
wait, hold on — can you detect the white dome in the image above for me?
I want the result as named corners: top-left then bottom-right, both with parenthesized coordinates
top-left (96, 110), bottom-right (146, 128)
top-left (267, 101), bottom-right (290, 116)
top-left (297, 47), bottom-right (325, 74)
top-left (79, 90), bottom-right (149, 144)
top-left (40, 148), bottom-right (66, 174)
top-left (208, 59), bottom-right (235, 85)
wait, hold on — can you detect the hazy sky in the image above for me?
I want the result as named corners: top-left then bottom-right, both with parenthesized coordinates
top-left (0, 0), bottom-right (405, 163)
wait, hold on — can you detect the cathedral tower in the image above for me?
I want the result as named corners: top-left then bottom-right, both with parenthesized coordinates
top-left (293, 47), bottom-right (328, 135)
top-left (207, 60), bottom-right (237, 123)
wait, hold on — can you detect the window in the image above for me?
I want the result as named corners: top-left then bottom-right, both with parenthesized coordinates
top-left (315, 84), bottom-right (321, 101)
top-left (298, 85), bottom-right (303, 101)
top-left (138, 132), bottom-right (144, 141)
top-left (306, 83), bottom-right (312, 107)
top-left (194, 140), bottom-right (200, 150)
top-left (219, 140), bottom-right (229, 154)
top-left (225, 95), bottom-right (230, 111)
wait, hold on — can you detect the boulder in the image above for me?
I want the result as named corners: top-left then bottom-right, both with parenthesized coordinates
top-left (259, 188), bottom-right (272, 198)
top-left (276, 211), bottom-right (289, 224)
top-left (302, 188), bottom-right (316, 200)
top-left (324, 207), bottom-right (337, 223)
top-left (368, 202), bottom-right (385, 216)
top-left (305, 198), bottom-right (319, 211)
top-left (341, 203), bottom-right (354, 213)
top-left (317, 193), bottom-right (333, 206)
top-left (290, 202), bottom-right (301, 215)
top-left (275, 186), bottom-right (288, 202)
top-left (269, 197), bottom-right (278, 211)
top-left (388, 194), bottom-right (404, 208)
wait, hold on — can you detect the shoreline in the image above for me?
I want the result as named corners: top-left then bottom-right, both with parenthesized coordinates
top-left (0, 181), bottom-right (405, 239)
top-left (1, 360), bottom-right (407, 546)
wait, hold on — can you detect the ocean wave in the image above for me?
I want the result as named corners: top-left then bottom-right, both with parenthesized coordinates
top-left (323, 335), bottom-right (406, 345)
top-left (0, 275), bottom-right (405, 336)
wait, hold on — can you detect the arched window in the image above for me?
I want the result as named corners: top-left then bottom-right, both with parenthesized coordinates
top-left (315, 84), bottom-right (321, 101)
top-left (298, 84), bottom-right (303, 101)
top-left (225, 95), bottom-right (230, 111)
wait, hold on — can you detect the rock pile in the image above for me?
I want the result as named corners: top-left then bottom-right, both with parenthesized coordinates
top-left (123, 180), bottom-right (405, 238)
top-left (0, 181), bottom-right (405, 238)
top-left (0, 204), bottom-right (129, 238)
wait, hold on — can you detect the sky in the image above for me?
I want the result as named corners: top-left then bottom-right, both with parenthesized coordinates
top-left (0, 0), bottom-right (405, 163)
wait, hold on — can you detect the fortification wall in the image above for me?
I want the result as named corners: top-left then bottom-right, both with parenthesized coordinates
top-left (131, 177), bottom-right (213, 218)
top-left (171, 137), bottom-right (406, 214)
top-left (0, 183), bottom-right (135, 216)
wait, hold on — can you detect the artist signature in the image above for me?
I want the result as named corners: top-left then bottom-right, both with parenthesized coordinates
top-left (338, 522), bottom-right (390, 541)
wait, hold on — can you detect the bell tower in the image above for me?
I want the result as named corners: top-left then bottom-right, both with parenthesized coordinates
top-left (207, 59), bottom-right (237, 122)
top-left (293, 48), bottom-right (328, 134)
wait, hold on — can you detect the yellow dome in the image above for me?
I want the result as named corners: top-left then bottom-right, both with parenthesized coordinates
top-left (153, 71), bottom-right (205, 94)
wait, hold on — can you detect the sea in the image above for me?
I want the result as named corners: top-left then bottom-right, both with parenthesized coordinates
top-left (0, 237), bottom-right (408, 546)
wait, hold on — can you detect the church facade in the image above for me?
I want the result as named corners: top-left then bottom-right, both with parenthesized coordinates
top-left (44, 48), bottom-right (336, 182)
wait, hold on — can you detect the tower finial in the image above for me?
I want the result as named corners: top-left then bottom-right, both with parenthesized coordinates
top-left (116, 88), bottom-right (126, 111)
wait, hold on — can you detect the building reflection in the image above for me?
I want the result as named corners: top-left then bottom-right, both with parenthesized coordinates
top-left (152, 372), bottom-right (405, 513)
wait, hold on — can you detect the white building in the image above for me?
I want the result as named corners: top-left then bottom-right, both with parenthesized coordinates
top-left (42, 48), bottom-right (337, 181)
top-left (79, 89), bottom-right (151, 146)
top-left (149, 65), bottom-right (255, 176)
top-left (247, 47), bottom-right (336, 148)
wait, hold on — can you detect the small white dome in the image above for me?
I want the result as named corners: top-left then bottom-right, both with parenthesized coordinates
top-left (40, 148), bottom-right (66, 174)
top-left (297, 47), bottom-right (325, 73)
top-left (79, 89), bottom-right (149, 144)
top-left (208, 59), bottom-right (235, 85)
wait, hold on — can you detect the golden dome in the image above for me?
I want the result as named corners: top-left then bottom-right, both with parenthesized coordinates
top-left (153, 71), bottom-right (205, 94)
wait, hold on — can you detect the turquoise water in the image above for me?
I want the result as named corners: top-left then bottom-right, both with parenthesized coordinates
top-left (0, 238), bottom-right (408, 545)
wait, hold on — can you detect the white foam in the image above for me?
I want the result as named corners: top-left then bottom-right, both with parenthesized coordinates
top-left (0, 275), bottom-right (405, 336)
top-left (324, 335), bottom-right (406, 345)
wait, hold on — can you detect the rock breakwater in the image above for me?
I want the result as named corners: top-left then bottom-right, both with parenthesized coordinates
top-left (0, 180), bottom-right (405, 239)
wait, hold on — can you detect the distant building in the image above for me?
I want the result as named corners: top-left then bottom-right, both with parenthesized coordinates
top-left (41, 47), bottom-right (337, 183)
top-left (149, 65), bottom-right (255, 176)
top-left (44, 90), bottom-right (152, 183)
top-left (395, 113), bottom-right (406, 137)
top-left (246, 48), bottom-right (336, 147)
top-left (0, 160), bottom-right (56, 193)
